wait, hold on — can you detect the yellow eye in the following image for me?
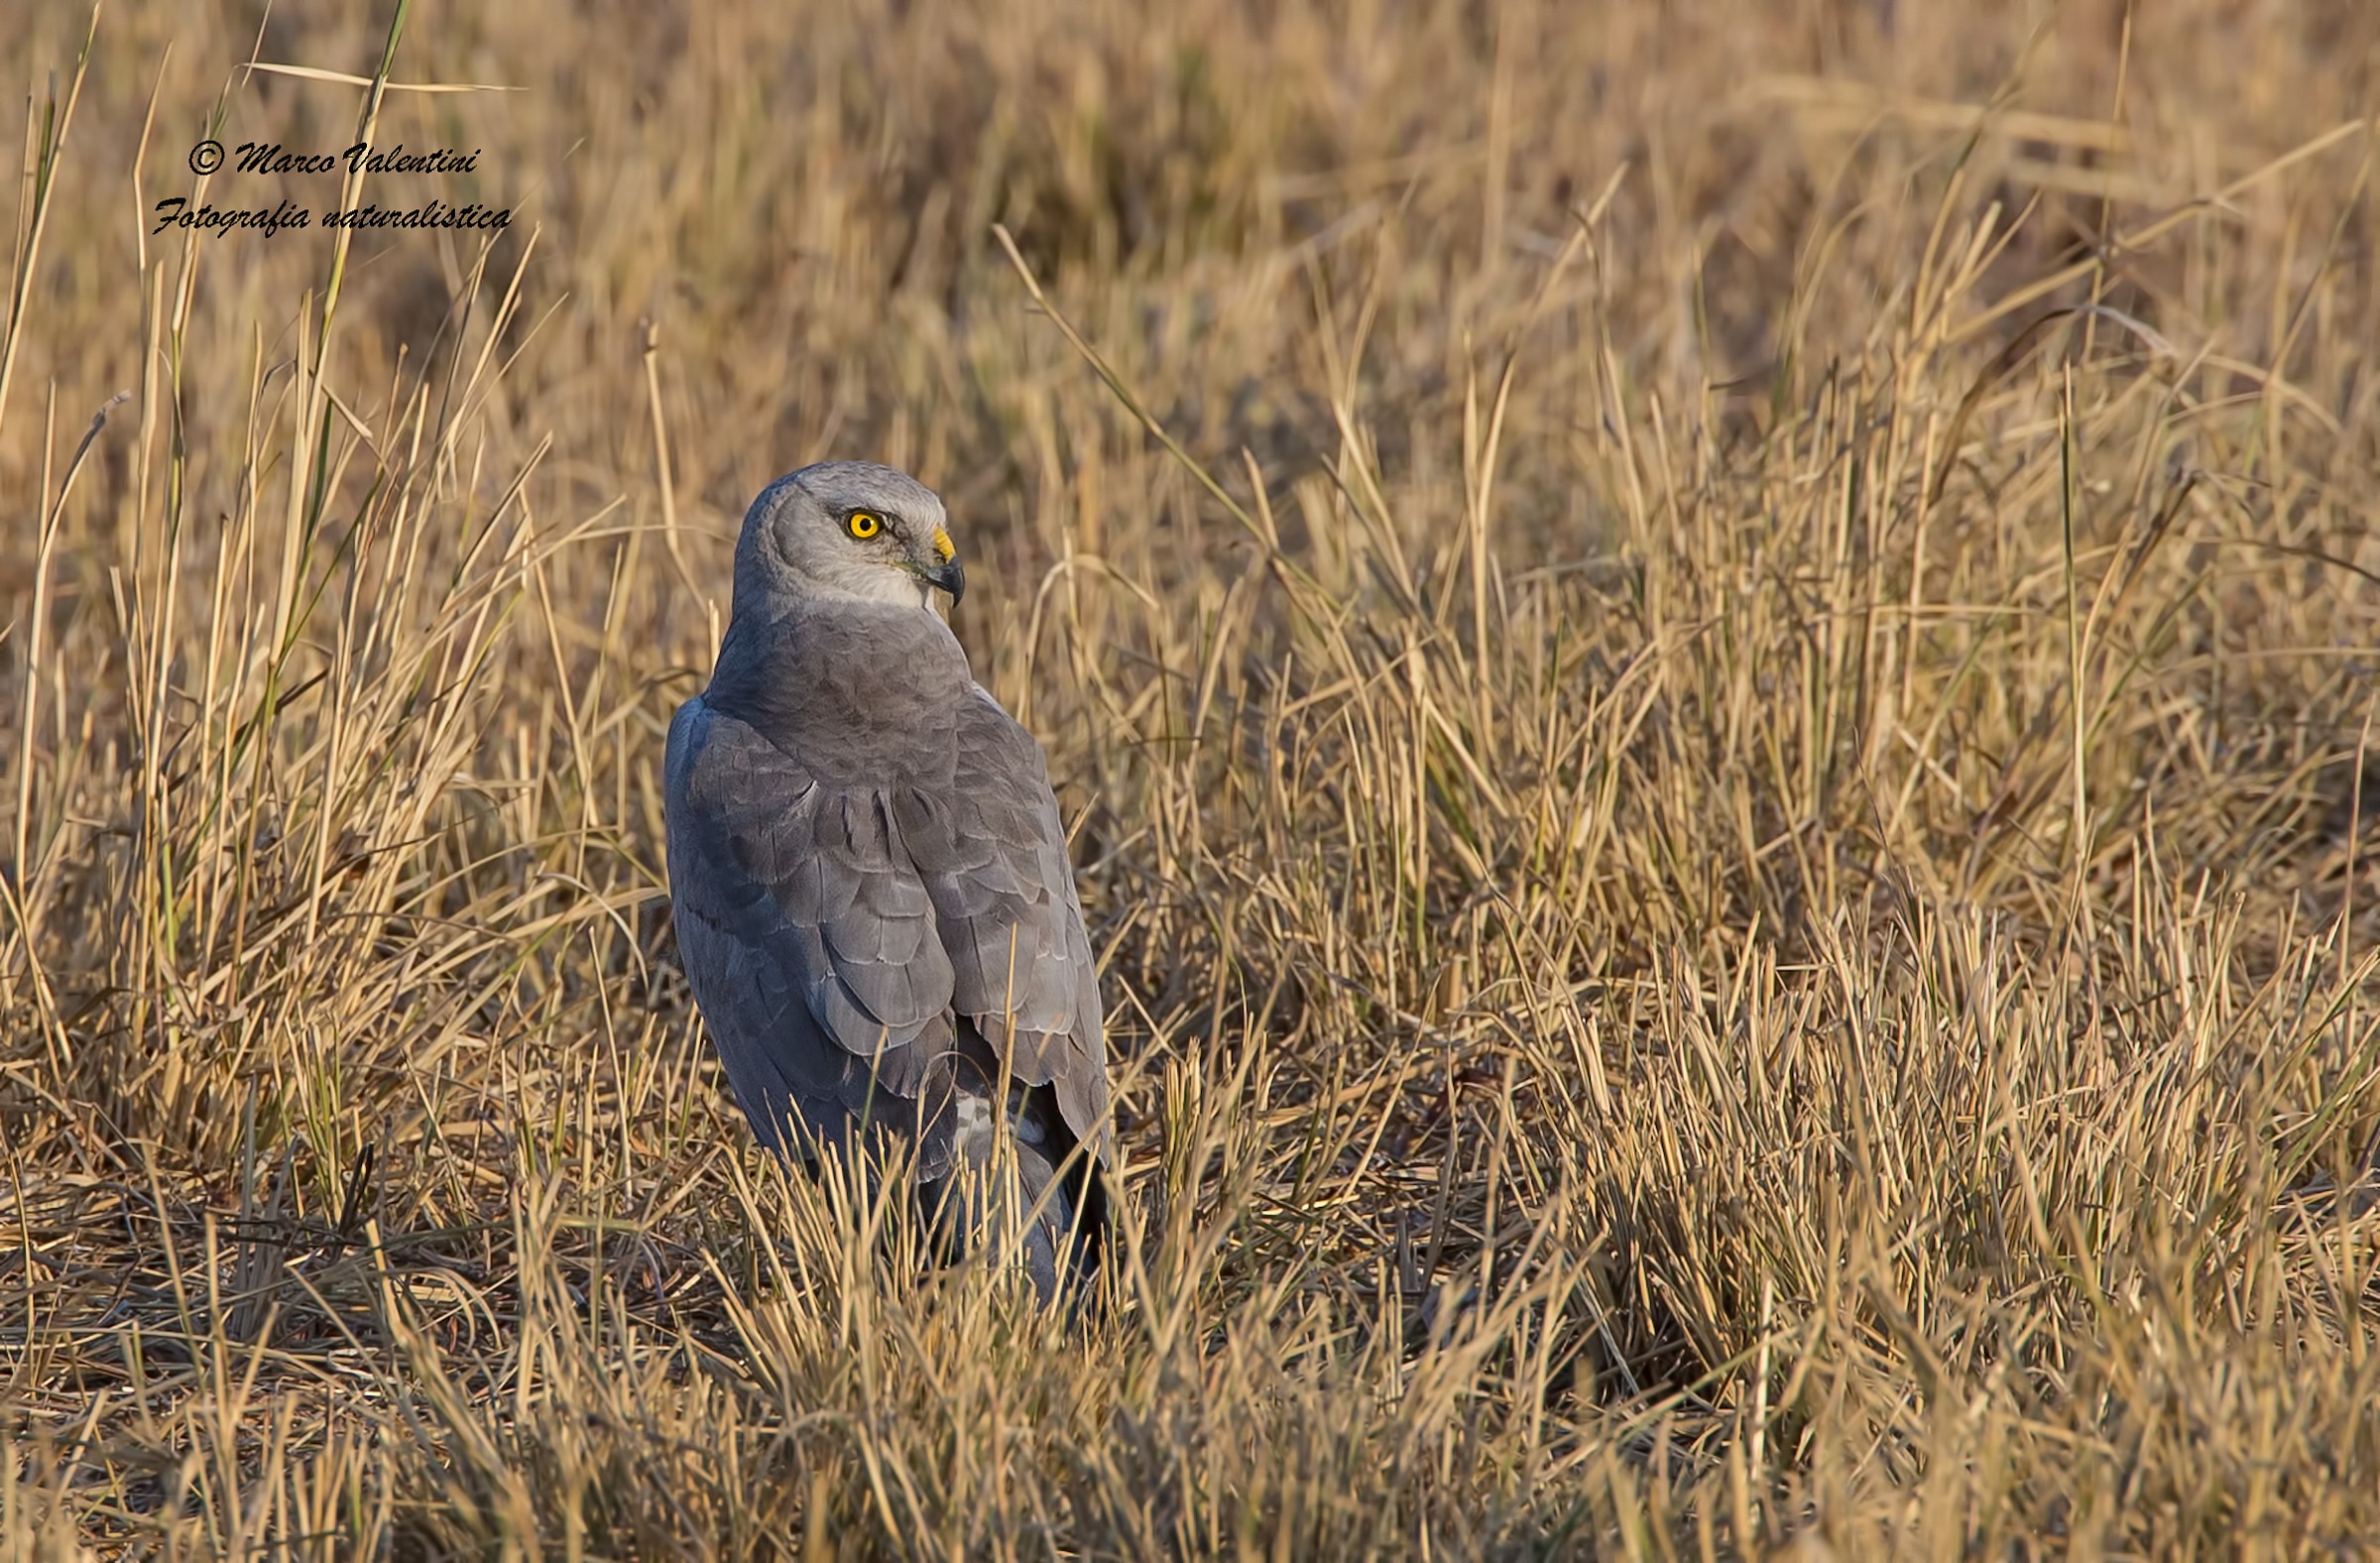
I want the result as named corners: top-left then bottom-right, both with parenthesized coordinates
top-left (846, 510), bottom-right (883, 541)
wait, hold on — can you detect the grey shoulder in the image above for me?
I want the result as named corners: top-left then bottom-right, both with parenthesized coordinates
top-left (664, 694), bottom-right (709, 782)
top-left (966, 682), bottom-right (1051, 756)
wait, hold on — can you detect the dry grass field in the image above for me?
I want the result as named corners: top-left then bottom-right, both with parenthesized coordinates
top-left (4, 0), bottom-right (2379, 1555)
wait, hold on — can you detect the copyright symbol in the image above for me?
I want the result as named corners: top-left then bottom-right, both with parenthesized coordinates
top-left (189, 140), bottom-right (224, 176)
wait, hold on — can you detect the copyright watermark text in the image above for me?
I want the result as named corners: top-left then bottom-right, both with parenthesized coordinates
top-left (170, 138), bottom-right (510, 238)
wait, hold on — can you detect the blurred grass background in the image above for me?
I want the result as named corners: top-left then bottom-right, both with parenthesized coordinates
top-left (3, 0), bottom-right (2379, 1554)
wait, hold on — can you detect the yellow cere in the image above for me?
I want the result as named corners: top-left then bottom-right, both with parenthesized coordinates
top-left (931, 526), bottom-right (955, 563)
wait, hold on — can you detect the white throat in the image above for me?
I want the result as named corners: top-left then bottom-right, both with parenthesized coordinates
top-left (789, 565), bottom-right (943, 617)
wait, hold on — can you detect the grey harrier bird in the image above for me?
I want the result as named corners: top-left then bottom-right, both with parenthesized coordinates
top-left (664, 462), bottom-right (1113, 1301)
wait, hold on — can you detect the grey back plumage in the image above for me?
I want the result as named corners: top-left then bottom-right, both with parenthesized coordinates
top-left (664, 463), bottom-right (1112, 1300)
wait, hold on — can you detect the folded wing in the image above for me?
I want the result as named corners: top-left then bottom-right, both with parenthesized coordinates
top-left (664, 691), bottom-right (1111, 1175)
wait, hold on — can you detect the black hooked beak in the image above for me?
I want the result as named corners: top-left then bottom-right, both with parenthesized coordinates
top-left (923, 557), bottom-right (966, 606)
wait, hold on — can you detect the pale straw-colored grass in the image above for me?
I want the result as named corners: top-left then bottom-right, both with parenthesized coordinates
top-left (3, 0), bottom-right (2377, 1555)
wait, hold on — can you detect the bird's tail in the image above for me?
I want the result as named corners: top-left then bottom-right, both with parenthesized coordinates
top-left (921, 1087), bottom-right (1101, 1305)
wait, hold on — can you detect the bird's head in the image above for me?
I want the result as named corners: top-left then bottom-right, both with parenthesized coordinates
top-left (732, 461), bottom-right (966, 619)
